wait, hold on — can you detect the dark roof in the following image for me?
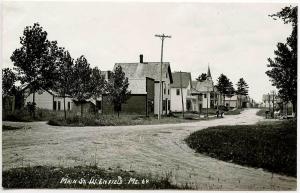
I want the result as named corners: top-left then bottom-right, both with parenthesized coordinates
top-left (114, 62), bottom-right (173, 83)
top-left (171, 72), bottom-right (192, 88)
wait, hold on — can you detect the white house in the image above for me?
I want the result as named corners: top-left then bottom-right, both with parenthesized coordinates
top-left (191, 66), bottom-right (218, 109)
top-left (24, 87), bottom-right (101, 114)
top-left (24, 88), bottom-right (74, 111)
top-left (170, 72), bottom-right (198, 112)
top-left (224, 95), bottom-right (238, 108)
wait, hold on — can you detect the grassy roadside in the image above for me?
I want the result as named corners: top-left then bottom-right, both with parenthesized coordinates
top-left (224, 108), bottom-right (243, 115)
top-left (185, 120), bottom-right (296, 177)
top-left (3, 166), bottom-right (183, 189)
top-left (256, 108), bottom-right (267, 117)
top-left (2, 125), bottom-right (23, 131)
top-left (47, 114), bottom-right (208, 127)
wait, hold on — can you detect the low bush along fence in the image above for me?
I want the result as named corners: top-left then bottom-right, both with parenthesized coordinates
top-left (185, 120), bottom-right (296, 177)
top-left (3, 108), bottom-right (65, 122)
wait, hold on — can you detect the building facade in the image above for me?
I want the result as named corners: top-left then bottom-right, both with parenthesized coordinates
top-left (170, 72), bottom-right (198, 112)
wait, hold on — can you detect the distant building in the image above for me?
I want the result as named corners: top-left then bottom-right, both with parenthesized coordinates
top-left (23, 86), bottom-right (101, 115)
top-left (261, 93), bottom-right (280, 108)
top-left (224, 95), bottom-right (238, 108)
top-left (191, 66), bottom-right (222, 109)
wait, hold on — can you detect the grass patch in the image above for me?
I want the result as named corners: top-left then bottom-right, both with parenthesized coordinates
top-left (3, 108), bottom-right (64, 122)
top-left (185, 120), bottom-right (296, 177)
top-left (2, 125), bottom-right (23, 131)
top-left (48, 114), bottom-right (202, 127)
top-left (256, 108), bottom-right (267, 117)
top-left (2, 166), bottom-right (182, 189)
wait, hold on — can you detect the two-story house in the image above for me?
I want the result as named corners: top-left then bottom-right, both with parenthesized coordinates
top-left (102, 55), bottom-right (173, 116)
top-left (170, 72), bottom-right (198, 112)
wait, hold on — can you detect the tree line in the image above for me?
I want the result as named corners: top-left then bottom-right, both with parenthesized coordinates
top-left (2, 23), bottom-right (130, 119)
top-left (266, 6), bottom-right (297, 115)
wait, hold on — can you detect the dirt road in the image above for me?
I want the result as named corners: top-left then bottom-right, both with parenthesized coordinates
top-left (2, 109), bottom-right (296, 190)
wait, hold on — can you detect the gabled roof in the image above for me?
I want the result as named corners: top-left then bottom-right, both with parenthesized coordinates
top-left (192, 81), bottom-right (198, 89)
top-left (171, 72), bottom-right (191, 88)
top-left (192, 79), bottom-right (214, 92)
top-left (114, 62), bottom-right (173, 83)
top-left (23, 85), bottom-right (72, 98)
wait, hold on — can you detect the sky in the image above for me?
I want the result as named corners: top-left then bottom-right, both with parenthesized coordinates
top-left (2, 1), bottom-right (295, 102)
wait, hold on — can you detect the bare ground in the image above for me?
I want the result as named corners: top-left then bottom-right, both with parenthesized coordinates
top-left (2, 109), bottom-right (296, 190)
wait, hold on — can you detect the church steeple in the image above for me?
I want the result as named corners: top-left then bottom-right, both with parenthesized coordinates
top-left (207, 65), bottom-right (212, 80)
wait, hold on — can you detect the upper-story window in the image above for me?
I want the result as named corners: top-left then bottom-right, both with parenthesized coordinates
top-left (176, 89), bottom-right (180, 95)
top-left (203, 94), bottom-right (207, 98)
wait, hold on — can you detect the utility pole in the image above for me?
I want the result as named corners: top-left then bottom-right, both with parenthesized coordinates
top-left (155, 33), bottom-right (171, 120)
top-left (272, 90), bottom-right (275, 118)
top-left (180, 71), bottom-right (184, 118)
top-left (205, 86), bottom-right (209, 119)
top-left (268, 93), bottom-right (271, 118)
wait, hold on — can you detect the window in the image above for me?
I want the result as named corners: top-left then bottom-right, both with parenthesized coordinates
top-left (166, 73), bottom-right (168, 78)
top-left (58, 101), bottom-right (61, 111)
top-left (168, 100), bottom-right (170, 110)
top-left (164, 88), bottom-right (166, 95)
top-left (203, 94), bottom-right (207, 98)
top-left (176, 89), bottom-right (180, 95)
top-left (168, 89), bottom-right (170, 95)
top-left (68, 102), bottom-right (71, 111)
top-left (96, 100), bottom-right (102, 110)
top-left (162, 100), bottom-right (166, 111)
top-left (53, 101), bottom-right (57, 110)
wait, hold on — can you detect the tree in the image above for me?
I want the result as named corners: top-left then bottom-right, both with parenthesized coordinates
top-left (10, 23), bottom-right (60, 117)
top-left (196, 73), bottom-right (207, 82)
top-left (71, 55), bottom-right (93, 117)
top-left (2, 68), bottom-right (16, 97)
top-left (54, 49), bottom-right (74, 120)
top-left (216, 74), bottom-right (230, 105)
top-left (226, 81), bottom-right (235, 109)
top-left (266, 6), bottom-right (297, 114)
top-left (106, 65), bottom-right (131, 117)
top-left (90, 67), bottom-right (106, 112)
top-left (236, 78), bottom-right (249, 108)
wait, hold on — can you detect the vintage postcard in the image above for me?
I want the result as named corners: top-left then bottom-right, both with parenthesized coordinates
top-left (1, 0), bottom-right (297, 191)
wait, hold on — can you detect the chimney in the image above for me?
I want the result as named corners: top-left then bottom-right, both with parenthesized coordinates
top-left (139, 54), bottom-right (143, 63)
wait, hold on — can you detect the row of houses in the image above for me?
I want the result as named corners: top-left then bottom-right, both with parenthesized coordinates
top-left (20, 55), bottom-right (254, 116)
